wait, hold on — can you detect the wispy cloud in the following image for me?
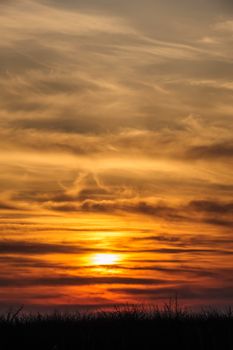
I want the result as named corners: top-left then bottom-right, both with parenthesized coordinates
top-left (0, 0), bottom-right (232, 309)
top-left (0, 276), bottom-right (169, 287)
top-left (109, 285), bottom-right (233, 301)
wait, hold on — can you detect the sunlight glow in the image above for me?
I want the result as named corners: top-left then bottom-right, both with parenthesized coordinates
top-left (92, 253), bottom-right (120, 266)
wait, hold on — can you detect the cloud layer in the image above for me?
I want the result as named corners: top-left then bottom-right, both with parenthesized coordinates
top-left (0, 0), bottom-right (232, 310)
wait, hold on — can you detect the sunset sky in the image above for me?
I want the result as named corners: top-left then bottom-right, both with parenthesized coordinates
top-left (0, 0), bottom-right (232, 311)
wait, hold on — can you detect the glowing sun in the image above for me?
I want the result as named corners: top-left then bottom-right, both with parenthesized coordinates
top-left (92, 253), bottom-right (120, 266)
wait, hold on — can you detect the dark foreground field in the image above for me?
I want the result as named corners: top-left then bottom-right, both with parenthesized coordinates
top-left (0, 304), bottom-right (232, 350)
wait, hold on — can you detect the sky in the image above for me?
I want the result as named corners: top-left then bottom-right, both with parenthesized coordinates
top-left (0, 0), bottom-right (232, 311)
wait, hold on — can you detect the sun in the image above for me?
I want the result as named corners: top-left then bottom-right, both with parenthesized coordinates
top-left (92, 253), bottom-right (120, 266)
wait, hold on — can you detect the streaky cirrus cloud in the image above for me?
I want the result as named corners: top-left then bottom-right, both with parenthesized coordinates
top-left (0, 0), bottom-right (232, 309)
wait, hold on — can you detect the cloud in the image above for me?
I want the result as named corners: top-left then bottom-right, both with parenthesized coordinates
top-left (44, 193), bottom-right (233, 228)
top-left (215, 20), bottom-right (233, 33)
top-left (108, 285), bottom-right (233, 301)
top-left (135, 248), bottom-right (233, 256)
top-left (0, 201), bottom-right (19, 211)
top-left (188, 200), bottom-right (233, 214)
top-left (110, 264), bottom-right (231, 279)
top-left (0, 240), bottom-right (98, 255)
top-left (0, 0), bottom-right (134, 43)
top-left (186, 141), bottom-right (233, 160)
top-left (0, 0), bottom-right (232, 309)
top-left (1, 164), bottom-right (232, 230)
top-left (0, 276), bottom-right (168, 287)
top-left (133, 233), bottom-right (233, 248)
top-left (0, 255), bottom-right (72, 269)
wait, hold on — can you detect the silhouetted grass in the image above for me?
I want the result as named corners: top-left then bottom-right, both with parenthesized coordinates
top-left (0, 302), bottom-right (232, 349)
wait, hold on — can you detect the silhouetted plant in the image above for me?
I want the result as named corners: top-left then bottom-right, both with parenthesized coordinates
top-left (0, 301), bottom-right (232, 350)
